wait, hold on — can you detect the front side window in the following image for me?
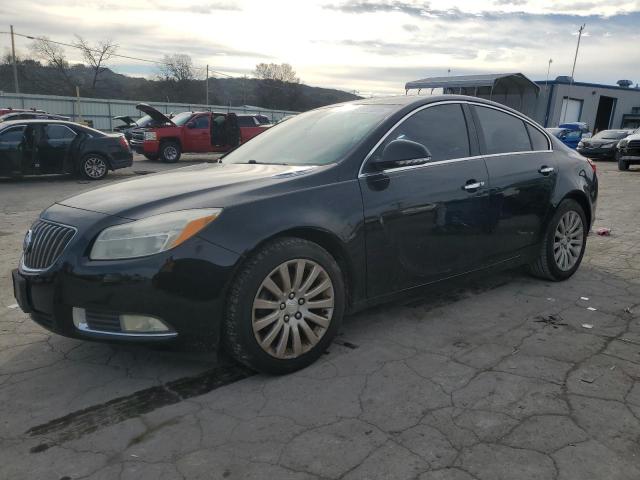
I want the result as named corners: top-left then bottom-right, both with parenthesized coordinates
top-left (192, 116), bottom-right (210, 129)
top-left (45, 124), bottom-right (76, 141)
top-left (0, 126), bottom-right (26, 144)
top-left (474, 106), bottom-right (531, 154)
top-left (371, 103), bottom-right (471, 164)
top-left (237, 116), bottom-right (256, 127)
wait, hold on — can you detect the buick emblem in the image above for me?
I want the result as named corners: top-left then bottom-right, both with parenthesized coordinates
top-left (23, 229), bottom-right (33, 254)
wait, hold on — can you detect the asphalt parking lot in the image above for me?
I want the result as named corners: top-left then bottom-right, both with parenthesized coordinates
top-left (1, 157), bottom-right (640, 480)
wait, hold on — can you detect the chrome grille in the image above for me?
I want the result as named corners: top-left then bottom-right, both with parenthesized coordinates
top-left (628, 140), bottom-right (640, 149)
top-left (23, 220), bottom-right (76, 270)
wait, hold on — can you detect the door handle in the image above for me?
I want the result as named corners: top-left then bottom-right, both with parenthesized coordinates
top-left (463, 180), bottom-right (485, 191)
top-left (538, 166), bottom-right (554, 175)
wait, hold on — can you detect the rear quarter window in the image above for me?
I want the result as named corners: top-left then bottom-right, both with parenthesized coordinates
top-left (474, 106), bottom-right (532, 154)
top-left (526, 124), bottom-right (550, 150)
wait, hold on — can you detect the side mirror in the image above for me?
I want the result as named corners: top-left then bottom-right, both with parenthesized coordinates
top-left (372, 139), bottom-right (431, 170)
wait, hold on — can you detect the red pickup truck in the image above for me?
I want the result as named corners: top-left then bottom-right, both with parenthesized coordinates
top-left (130, 104), bottom-right (270, 162)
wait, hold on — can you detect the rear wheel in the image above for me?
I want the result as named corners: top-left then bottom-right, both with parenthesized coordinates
top-left (224, 237), bottom-right (345, 374)
top-left (529, 199), bottom-right (587, 281)
top-left (617, 151), bottom-right (629, 171)
top-left (80, 154), bottom-right (109, 180)
top-left (159, 141), bottom-right (181, 163)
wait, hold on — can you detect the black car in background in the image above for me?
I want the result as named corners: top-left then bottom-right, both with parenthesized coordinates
top-left (577, 129), bottom-right (633, 160)
top-left (12, 95), bottom-right (597, 374)
top-left (0, 120), bottom-right (132, 180)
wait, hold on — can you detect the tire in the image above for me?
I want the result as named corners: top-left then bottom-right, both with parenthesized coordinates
top-left (144, 153), bottom-right (159, 161)
top-left (617, 152), bottom-right (629, 171)
top-left (159, 141), bottom-right (181, 163)
top-left (80, 154), bottom-right (109, 180)
top-left (224, 237), bottom-right (345, 374)
top-left (529, 199), bottom-right (587, 281)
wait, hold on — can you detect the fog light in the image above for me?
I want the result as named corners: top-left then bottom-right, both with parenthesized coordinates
top-left (120, 314), bottom-right (170, 333)
top-left (72, 307), bottom-right (88, 330)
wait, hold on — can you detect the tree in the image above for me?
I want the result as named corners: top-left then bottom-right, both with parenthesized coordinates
top-left (159, 54), bottom-right (196, 82)
top-left (30, 37), bottom-right (76, 94)
top-left (254, 63), bottom-right (301, 109)
top-left (254, 63), bottom-right (299, 83)
top-left (73, 35), bottom-right (118, 93)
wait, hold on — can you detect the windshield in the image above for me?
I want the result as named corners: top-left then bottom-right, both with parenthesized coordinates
top-left (593, 130), bottom-right (629, 140)
top-left (172, 112), bottom-right (195, 126)
top-left (223, 104), bottom-right (395, 166)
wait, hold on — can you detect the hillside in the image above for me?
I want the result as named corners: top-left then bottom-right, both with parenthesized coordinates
top-left (0, 62), bottom-right (361, 111)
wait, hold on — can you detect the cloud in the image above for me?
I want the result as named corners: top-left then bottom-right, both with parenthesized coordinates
top-left (339, 39), bottom-right (478, 59)
top-left (402, 24), bottom-right (420, 31)
top-left (494, 0), bottom-right (527, 5)
top-left (154, 1), bottom-right (242, 13)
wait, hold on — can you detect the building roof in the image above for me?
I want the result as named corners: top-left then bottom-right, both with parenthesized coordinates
top-left (405, 73), bottom-right (540, 93)
top-left (536, 79), bottom-right (640, 93)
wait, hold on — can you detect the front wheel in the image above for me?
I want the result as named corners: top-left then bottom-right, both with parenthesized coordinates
top-left (529, 199), bottom-right (587, 281)
top-left (159, 142), bottom-right (181, 163)
top-left (80, 154), bottom-right (109, 180)
top-left (617, 151), bottom-right (629, 171)
top-left (224, 237), bottom-right (345, 374)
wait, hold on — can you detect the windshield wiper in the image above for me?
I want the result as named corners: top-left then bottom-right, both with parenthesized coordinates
top-left (242, 160), bottom-right (289, 165)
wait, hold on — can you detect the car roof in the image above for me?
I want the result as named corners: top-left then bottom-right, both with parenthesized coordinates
top-left (0, 119), bottom-right (105, 135)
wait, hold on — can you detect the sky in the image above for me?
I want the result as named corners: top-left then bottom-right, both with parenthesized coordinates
top-left (2, 0), bottom-right (640, 95)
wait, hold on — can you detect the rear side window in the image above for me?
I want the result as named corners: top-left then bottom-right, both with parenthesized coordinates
top-left (373, 104), bottom-right (470, 162)
top-left (237, 116), bottom-right (256, 127)
top-left (475, 106), bottom-right (531, 154)
top-left (46, 124), bottom-right (76, 140)
top-left (526, 124), bottom-right (550, 150)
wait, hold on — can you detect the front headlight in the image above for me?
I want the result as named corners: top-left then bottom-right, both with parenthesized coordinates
top-left (601, 142), bottom-right (615, 148)
top-left (90, 209), bottom-right (222, 260)
top-left (618, 139), bottom-right (628, 148)
top-left (144, 131), bottom-right (157, 141)
top-left (577, 141), bottom-right (584, 148)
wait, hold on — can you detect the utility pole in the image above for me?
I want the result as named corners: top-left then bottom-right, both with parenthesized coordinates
top-left (545, 58), bottom-right (553, 93)
top-left (10, 25), bottom-right (20, 93)
top-left (561, 24), bottom-right (586, 123)
top-left (205, 65), bottom-right (209, 106)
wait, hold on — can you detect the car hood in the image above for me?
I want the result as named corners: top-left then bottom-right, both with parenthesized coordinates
top-left (581, 138), bottom-right (621, 147)
top-left (135, 103), bottom-right (174, 125)
top-left (57, 162), bottom-right (321, 219)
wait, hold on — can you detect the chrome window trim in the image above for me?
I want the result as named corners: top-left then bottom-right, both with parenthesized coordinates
top-left (357, 100), bottom-right (553, 178)
top-left (19, 219), bottom-right (78, 274)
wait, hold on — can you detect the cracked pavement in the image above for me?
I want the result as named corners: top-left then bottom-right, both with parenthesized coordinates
top-left (1, 159), bottom-right (640, 479)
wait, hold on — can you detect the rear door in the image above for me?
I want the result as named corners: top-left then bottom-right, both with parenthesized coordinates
top-left (183, 114), bottom-right (211, 152)
top-left (359, 102), bottom-right (492, 297)
top-left (38, 123), bottom-right (77, 173)
top-left (470, 104), bottom-right (556, 261)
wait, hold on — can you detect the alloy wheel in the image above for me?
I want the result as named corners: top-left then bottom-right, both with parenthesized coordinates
top-left (164, 146), bottom-right (178, 161)
top-left (84, 156), bottom-right (107, 179)
top-left (252, 259), bottom-right (334, 359)
top-left (553, 210), bottom-right (584, 271)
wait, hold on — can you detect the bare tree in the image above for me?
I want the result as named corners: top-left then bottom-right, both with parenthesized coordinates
top-left (254, 63), bottom-right (299, 83)
top-left (159, 54), bottom-right (196, 82)
top-left (73, 35), bottom-right (118, 93)
top-left (30, 37), bottom-right (75, 93)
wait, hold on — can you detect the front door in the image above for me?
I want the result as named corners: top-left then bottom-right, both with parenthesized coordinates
top-left (470, 104), bottom-right (557, 261)
top-left (0, 125), bottom-right (26, 175)
top-left (183, 115), bottom-right (211, 152)
top-left (359, 103), bottom-right (492, 298)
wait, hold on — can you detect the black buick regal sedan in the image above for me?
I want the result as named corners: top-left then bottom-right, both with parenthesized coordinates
top-left (12, 95), bottom-right (598, 374)
top-left (0, 120), bottom-right (132, 180)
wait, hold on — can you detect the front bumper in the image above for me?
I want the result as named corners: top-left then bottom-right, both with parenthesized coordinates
top-left (618, 148), bottom-right (640, 163)
top-left (12, 204), bottom-right (240, 347)
top-left (576, 146), bottom-right (616, 159)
